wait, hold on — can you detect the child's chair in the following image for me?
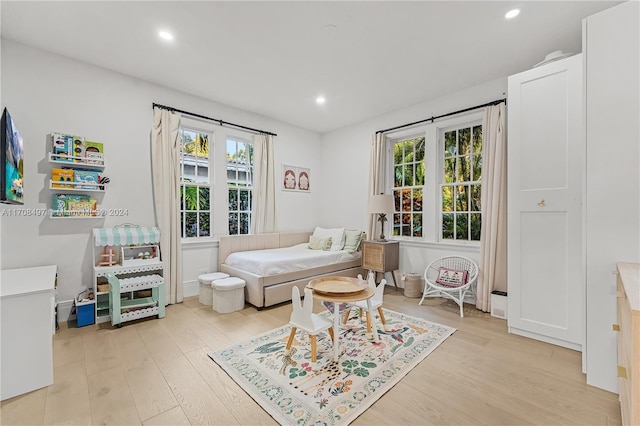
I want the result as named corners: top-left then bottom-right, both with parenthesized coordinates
top-left (342, 273), bottom-right (389, 338)
top-left (285, 286), bottom-right (334, 363)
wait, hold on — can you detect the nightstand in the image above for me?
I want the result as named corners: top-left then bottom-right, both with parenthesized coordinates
top-left (362, 240), bottom-right (399, 289)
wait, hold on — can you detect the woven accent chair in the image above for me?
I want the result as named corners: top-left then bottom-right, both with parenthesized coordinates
top-left (419, 256), bottom-right (478, 318)
top-left (285, 286), bottom-right (334, 363)
top-left (343, 274), bottom-right (389, 338)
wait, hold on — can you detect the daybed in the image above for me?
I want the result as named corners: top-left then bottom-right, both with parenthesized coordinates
top-left (219, 231), bottom-right (364, 308)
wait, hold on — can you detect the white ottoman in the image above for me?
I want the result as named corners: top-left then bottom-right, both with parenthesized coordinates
top-left (198, 272), bottom-right (229, 305)
top-left (211, 277), bottom-right (246, 313)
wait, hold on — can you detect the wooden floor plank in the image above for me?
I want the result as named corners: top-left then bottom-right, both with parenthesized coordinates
top-left (44, 359), bottom-right (92, 425)
top-left (111, 327), bottom-right (179, 422)
top-left (142, 406), bottom-right (191, 426)
top-left (87, 366), bottom-right (141, 425)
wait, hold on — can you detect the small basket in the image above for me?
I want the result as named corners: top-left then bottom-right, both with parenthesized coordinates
top-left (97, 284), bottom-right (109, 293)
top-left (403, 273), bottom-right (424, 298)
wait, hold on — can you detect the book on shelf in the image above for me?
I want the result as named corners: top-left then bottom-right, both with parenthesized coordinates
top-left (51, 168), bottom-right (74, 188)
top-left (84, 141), bottom-right (103, 165)
top-left (51, 194), bottom-right (97, 217)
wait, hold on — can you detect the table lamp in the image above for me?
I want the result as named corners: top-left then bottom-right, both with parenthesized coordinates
top-left (368, 194), bottom-right (394, 241)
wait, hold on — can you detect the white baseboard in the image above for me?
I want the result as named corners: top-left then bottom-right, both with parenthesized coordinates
top-left (183, 280), bottom-right (199, 298)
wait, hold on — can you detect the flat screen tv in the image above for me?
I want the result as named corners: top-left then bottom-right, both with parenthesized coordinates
top-left (1, 107), bottom-right (24, 204)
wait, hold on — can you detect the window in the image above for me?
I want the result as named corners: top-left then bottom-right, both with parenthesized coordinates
top-left (441, 124), bottom-right (482, 241)
top-left (227, 137), bottom-right (253, 235)
top-left (392, 137), bottom-right (425, 237)
top-left (179, 127), bottom-right (211, 238)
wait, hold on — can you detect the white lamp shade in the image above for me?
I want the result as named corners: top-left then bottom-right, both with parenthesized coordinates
top-left (368, 194), bottom-right (394, 214)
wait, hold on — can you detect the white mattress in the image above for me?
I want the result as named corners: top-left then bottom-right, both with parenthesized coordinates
top-left (224, 243), bottom-right (360, 276)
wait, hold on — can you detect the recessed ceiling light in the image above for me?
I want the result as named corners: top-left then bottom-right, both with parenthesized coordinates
top-left (505, 9), bottom-right (520, 19)
top-left (316, 96), bottom-right (326, 105)
top-left (158, 31), bottom-right (174, 41)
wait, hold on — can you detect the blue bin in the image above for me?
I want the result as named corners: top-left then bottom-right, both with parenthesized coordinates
top-left (76, 301), bottom-right (95, 327)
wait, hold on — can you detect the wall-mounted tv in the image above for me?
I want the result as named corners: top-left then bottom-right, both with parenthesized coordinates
top-left (1, 107), bottom-right (24, 204)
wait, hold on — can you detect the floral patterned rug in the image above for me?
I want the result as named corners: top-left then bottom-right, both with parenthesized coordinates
top-left (209, 308), bottom-right (455, 425)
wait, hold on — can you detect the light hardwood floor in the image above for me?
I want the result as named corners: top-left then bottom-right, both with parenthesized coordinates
top-left (0, 290), bottom-right (622, 425)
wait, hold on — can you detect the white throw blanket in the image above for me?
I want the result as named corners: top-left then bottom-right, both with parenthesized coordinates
top-left (224, 243), bottom-right (359, 276)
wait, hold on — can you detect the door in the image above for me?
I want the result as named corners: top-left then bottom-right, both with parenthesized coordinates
top-left (507, 54), bottom-right (584, 351)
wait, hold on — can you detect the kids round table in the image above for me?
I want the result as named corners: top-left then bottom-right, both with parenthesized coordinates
top-left (306, 277), bottom-right (378, 362)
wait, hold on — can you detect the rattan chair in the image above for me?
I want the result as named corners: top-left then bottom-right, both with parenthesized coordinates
top-left (419, 256), bottom-right (478, 318)
top-left (285, 286), bottom-right (334, 363)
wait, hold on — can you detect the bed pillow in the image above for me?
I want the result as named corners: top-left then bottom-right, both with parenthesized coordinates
top-left (343, 229), bottom-right (364, 252)
top-left (312, 227), bottom-right (345, 251)
top-left (435, 267), bottom-right (469, 288)
top-left (308, 236), bottom-right (332, 251)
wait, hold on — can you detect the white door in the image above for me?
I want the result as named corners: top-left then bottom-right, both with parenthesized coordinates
top-left (507, 54), bottom-right (584, 351)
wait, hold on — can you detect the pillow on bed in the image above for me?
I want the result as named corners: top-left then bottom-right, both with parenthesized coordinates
top-left (312, 227), bottom-right (345, 251)
top-left (343, 229), bottom-right (364, 252)
top-left (308, 236), bottom-right (332, 250)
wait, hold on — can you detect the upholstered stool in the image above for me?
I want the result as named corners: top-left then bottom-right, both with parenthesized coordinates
top-left (198, 272), bottom-right (229, 305)
top-left (211, 277), bottom-right (246, 313)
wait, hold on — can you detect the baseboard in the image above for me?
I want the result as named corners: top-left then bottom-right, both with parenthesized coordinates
top-left (183, 279), bottom-right (199, 298)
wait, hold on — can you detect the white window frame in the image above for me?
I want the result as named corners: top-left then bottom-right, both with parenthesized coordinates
top-left (179, 117), bottom-right (215, 241)
top-left (226, 135), bottom-right (254, 236)
top-left (385, 111), bottom-right (483, 245)
top-left (438, 116), bottom-right (483, 245)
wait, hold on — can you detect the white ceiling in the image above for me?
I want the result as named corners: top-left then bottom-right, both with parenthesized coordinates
top-left (0, 1), bottom-right (620, 133)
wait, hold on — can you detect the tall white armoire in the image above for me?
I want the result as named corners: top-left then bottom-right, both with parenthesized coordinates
top-left (507, 53), bottom-right (585, 352)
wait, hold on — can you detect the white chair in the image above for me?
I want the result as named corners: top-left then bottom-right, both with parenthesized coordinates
top-left (285, 286), bottom-right (334, 363)
top-left (343, 273), bottom-right (389, 338)
top-left (419, 256), bottom-right (478, 318)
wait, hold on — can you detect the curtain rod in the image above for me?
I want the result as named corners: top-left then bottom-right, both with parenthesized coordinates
top-left (152, 103), bottom-right (277, 137)
top-left (375, 98), bottom-right (507, 135)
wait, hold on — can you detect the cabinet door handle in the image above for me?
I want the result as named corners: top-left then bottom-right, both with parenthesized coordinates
top-left (613, 324), bottom-right (620, 331)
top-left (618, 366), bottom-right (627, 379)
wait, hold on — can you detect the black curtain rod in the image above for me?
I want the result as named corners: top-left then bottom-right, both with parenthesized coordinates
top-left (152, 103), bottom-right (277, 137)
top-left (375, 98), bottom-right (507, 135)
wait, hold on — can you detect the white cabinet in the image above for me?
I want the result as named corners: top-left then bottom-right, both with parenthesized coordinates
top-left (507, 54), bottom-right (584, 351)
top-left (584, 1), bottom-right (640, 393)
top-left (0, 265), bottom-right (57, 401)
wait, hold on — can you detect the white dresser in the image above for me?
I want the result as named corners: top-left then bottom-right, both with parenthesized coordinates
top-left (0, 265), bottom-right (57, 400)
top-left (616, 262), bottom-right (639, 425)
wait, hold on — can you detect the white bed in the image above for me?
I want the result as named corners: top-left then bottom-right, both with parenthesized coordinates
top-left (224, 243), bottom-right (360, 276)
top-left (219, 231), bottom-right (364, 308)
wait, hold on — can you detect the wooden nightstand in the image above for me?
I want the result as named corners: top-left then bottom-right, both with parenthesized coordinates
top-left (362, 240), bottom-right (399, 289)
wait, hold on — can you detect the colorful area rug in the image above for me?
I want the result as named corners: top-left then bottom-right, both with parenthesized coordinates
top-left (209, 308), bottom-right (455, 425)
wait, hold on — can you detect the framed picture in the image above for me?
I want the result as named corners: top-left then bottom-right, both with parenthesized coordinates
top-left (282, 164), bottom-right (310, 192)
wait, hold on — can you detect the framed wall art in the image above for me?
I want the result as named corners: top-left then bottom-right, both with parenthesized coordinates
top-left (282, 164), bottom-right (310, 192)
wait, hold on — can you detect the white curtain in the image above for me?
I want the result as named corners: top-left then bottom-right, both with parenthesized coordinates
top-left (251, 133), bottom-right (277, 233)
top-left (476, 103), bottom-right (507, 312)
top-left (151, 107), bottom-right (183, 304)
top-left (368, 133), bottom-right (387, 239)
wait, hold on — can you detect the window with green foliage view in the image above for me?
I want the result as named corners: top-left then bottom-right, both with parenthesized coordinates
top-left (441, 125), bottom-right (482, 241)
top-left (392, 137), bottom-right (425, 237)
top-left (179, 128), bottom-right (211, 238)
top-left (227, 138), bottom-right (253, 235)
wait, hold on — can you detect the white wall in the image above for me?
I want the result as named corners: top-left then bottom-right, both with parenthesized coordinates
top-left (0, 40), bottom-right (323, 313)
top-left (320, 78), bottom-right (507, 278)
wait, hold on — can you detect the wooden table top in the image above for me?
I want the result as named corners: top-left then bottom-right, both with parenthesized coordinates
top-left (306, 276), bottom-right (375, 303)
